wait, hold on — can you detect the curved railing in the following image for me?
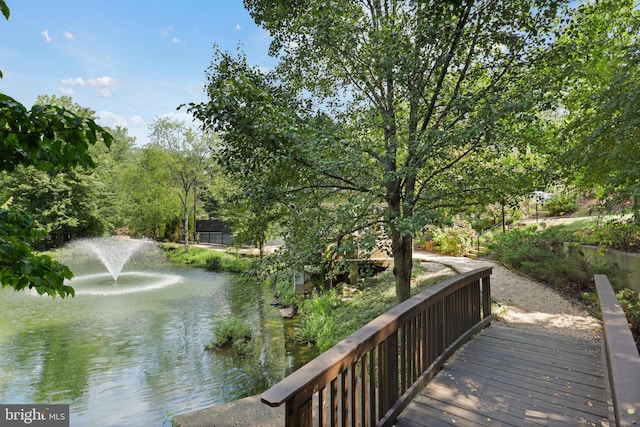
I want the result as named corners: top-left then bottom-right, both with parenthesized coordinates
top-left (261, 267), bottom-right (494, 427)
top-left (594, 275), bottom-right (640, 427)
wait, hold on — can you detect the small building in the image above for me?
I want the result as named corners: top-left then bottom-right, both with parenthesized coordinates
top-left (195, 219), bottom-right (234, 245)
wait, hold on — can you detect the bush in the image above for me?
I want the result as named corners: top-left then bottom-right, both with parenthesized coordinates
top-left (432, 217), bottom-right (475, 256)
top-left (545, 193), bottom-right (577, 217)
top-left (617, 288), bottom-right (640, 347)
top-left (587, 219), bottom-right (640, 252)
top-left (487, 225), bottom-right (594, 287)
top-left (205, 255), bottom-right (222, 271)
top-left (274, 272), bottom-right (296, 307)
top-left (205, 317), bottom-right (253, 356)
top-left (161, 244), bottom-right (254, 272)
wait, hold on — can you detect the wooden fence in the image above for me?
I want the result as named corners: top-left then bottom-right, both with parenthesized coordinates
top-left (261, 267), bottom-right (494, 427)
top-left (594, 274), bottom-right (640, 427)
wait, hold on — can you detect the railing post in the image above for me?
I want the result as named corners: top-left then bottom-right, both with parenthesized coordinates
top-left (285, 397), bottom-right (312, 427)
top-left (481, 274), bottom-right (491, 319)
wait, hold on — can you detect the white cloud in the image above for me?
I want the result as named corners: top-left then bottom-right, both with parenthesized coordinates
top-left (61, 77), bottom-right (85, 86)
top-left (64, 32), bottom-right (74, 40)
top-left (89, 76), bottom-right (119, 87)
top-left (96, 111), bottom-right (128, 128)
top-left (60, 76), bottom-right (119, 97)
top-left (58, 87), bottom-right (74, 95)
top-left (172, 37), bottom-right (181, 44)
top-left (41, 29), bottom-right (51, 43)
top-left (95, 88), bottom-right (112, 98)
top-left (130, 115), bottom-right (145, 127)
top-left (235, 24), bottom-right (241, 30)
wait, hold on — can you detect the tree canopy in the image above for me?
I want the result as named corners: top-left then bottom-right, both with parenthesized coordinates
top-left (548, 0), bottom-right (640, 216)
top-left (0, 3), bottom-right (113, 297)
top-left (189, 0), bottom-right (568, 301)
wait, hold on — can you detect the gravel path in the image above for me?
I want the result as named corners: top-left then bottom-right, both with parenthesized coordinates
top-left (414, 252), bottom-right (603, 342)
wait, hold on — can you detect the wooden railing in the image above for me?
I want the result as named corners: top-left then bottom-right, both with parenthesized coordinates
top-left (594, 275), bottom-right (640, 427)
top-left (261, 267), bottom-right (494, 427)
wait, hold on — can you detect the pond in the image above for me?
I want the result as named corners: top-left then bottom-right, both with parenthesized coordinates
top-left (0, 247), bottom-right (317, 426)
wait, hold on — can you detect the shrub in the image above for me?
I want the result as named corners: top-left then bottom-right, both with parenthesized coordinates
top-left (205, 255), bottom-right (222, 271)
top-left (274, 272), bottom-right (296, 307)
top-left (545, 193), bottom-right (577, 217)
top-left (487, 225), bottom-right (593, 287)
top-left (432, 216), bottom-right (475, 256)
top-left (588, 219), bottom-right (640, 252)
top-left (206, 317), bottom-right (253, 356)
top-left (617, 288), bottom-right (640, 347)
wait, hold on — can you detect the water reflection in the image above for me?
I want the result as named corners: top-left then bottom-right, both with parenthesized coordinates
top-left (0, 268), bottom-right (317, 426)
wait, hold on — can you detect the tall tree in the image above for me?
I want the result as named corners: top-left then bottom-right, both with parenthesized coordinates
top-left (0, 2), bottom-right (112, 298)
top-left (1, 96), bottom-right (117, 246)
top-left (547, 0), bottom-right (640, 215)
top-left (147, 117), bottom-right (214, 252)
top-left (190, 0), bottom-right (567, 301)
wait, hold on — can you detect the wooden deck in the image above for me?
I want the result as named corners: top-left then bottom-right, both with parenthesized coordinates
top-left (395, 325), bottom-right (610, 427)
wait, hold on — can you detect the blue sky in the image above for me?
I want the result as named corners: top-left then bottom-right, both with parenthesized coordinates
top-left (0, 1), bottom-right (275, 145)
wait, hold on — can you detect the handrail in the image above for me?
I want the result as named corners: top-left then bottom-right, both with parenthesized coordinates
top-left (261, 267), bottom-right (494, 427)
top-left (594, 275), bottom-right (640, 427)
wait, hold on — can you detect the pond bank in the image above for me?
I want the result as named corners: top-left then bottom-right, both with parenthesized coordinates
top-left (173, 394), bottom-right (282, 427)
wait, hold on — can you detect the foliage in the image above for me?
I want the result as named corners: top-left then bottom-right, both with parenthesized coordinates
top-left (546, 0), bottom-right (640, 217)
top-left (160, 244), bottom-right (253, 273)
top-left (0, 209), bottom-right (74, 297)
top-left (274, 274), bottom-right (296, 308)
top-left (119, 146), bottom-right (183, 240)
top-left (204, 255), bottom-right (222, 271)
top-left (576, 219), bottom-right (640, 253)
top-left (0, 96), bottom-right (121, 247)
top-left (294, 265), bottom-right (455, 352)
top-left (188, 0), bottom-right (567, 302)
top-left (0, 94), bottom-right (113, 173)
top-left (487, 225), bottom-right (607, 291)
top-left (545, 192), bottom-right (577, 217)
top-left (205, 317), bottom-right (253, 357)
top-left (0, 3), bottom-right (112, 297)
top-left (432, 217), bottom-right (475, 256)
top-left (147, 118), bottom-right (217, 251)
top-left (616, 288), bottom-right (640, 347)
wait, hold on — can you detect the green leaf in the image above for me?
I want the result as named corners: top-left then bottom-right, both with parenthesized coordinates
top-left (0, 0), bottom-right (9, 20)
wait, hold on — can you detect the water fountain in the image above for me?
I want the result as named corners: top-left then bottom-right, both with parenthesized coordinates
top-left (1, 237), bottom-right (317, 426)
top-left (61, 237), bottom-right (182, 295)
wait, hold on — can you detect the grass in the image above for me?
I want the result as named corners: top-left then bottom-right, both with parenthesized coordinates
top-left (294, 263), bottom-right (456, 352)
top-left (205, 317), bottom-right (253, 357)
top-left (160, 243), bottom-right (254, 273)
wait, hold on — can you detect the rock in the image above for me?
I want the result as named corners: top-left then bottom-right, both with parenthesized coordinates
top-left (279, 307), bottom-right (296, 319)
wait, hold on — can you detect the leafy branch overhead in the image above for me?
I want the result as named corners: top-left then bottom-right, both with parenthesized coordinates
top-left (0, 2), bottom-right (113, 298)
top-left (0, 93), bottom-right (113, 172)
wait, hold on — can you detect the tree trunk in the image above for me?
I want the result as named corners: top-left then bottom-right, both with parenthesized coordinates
top-left (183, 205), bottom-right (190, 253)
top-left (392, 229), bottom-right (413, 303)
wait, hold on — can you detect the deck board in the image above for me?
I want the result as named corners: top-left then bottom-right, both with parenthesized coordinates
top-left (395, 325), bottom-right (609, 427)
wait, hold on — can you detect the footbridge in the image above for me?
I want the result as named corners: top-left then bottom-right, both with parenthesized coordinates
top-left (260, 269), bottom-right (640, 426)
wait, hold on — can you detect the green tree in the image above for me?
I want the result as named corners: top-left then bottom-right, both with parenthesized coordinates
top-left (548, 0), bottom-right (640, 216)
top-left (147, 117), bottom-right (215, 251)
top-left (120, 145), bottom-right (183, 240)
top-left (189, 0), bottom-right (567, 302)
top-left (0, 2), bottom-right (112, 297)
top-left (1, 96), bottom-right (117, 246)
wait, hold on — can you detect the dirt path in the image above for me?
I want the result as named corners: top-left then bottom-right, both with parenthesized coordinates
top-left (414, 252), bottom-right (602, 342)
